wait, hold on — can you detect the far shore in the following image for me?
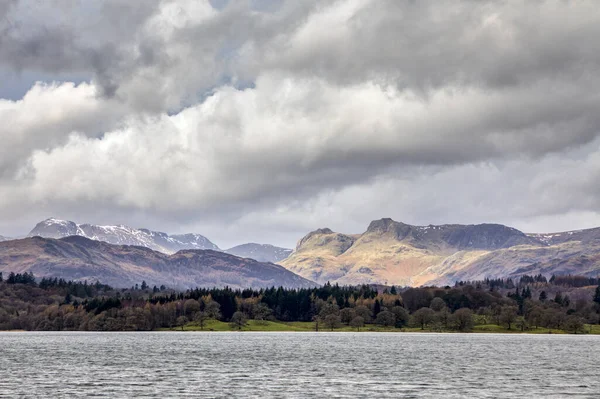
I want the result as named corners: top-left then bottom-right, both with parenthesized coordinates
top-left (2, 321), bottom-right (598, 335)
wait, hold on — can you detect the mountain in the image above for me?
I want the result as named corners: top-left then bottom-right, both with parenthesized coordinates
top-left (280, 218), bottom-right (600, 286)
top-left (0, 236), bottom-right (10, 242)
top-left (28, 218), bottom-right (219, 254)
top-left (225, 243), bottom-right (292, 263)
top-left (0, 236), bottom-right (314, 290)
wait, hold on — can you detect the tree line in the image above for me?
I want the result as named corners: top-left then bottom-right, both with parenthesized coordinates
top-left (0, 272), bottom-right (599, 333)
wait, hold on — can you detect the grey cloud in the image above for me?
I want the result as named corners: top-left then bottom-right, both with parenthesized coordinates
top-left (2, 1), bottom-right (600, 248)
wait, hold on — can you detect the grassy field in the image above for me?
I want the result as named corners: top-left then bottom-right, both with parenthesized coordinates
top-left (160, 319), bottom-right (600, 334)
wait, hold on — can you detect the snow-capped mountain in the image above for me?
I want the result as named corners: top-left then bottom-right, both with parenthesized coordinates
top-left (0, 235), bottom-right (11, 242)
top-left (27, 218), bottom-right (219, 254)
top-left (225, 243), bottom-right (293, 263)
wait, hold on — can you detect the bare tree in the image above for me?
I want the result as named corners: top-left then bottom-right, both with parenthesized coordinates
top-left (499, 305), bottom-right (518, 330)
top-left (229, 311), bottom-right (248, 330)
top-left (350, 316), bottom-right (365, 331)
top-left (411, 307), bottom-right (435, 330)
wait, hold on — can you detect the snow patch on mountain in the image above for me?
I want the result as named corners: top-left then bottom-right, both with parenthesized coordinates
top-left (28, 218), bottom-right (219, 254)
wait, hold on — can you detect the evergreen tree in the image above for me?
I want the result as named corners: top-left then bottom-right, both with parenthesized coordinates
top-left (373, 299), bottom-right (381, 316)
top-left (594, 285), bottom-right (600, 306)
top-left (539, 290), bottom-right (547, 302)
top-left (554, 292), bottom-right (563, 306)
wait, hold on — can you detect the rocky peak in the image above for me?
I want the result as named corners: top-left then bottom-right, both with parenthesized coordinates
top-left (366, 218), bottom-right (415, 240)
top-left (297, 228), bottom-right (335, 249)
top-left (295, 227), bottom-right (355, 255)
top-left (29, 218), bottom-right (79, 238)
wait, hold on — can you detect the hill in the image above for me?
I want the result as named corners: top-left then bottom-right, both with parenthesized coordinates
top-left (0, 236), bottom-right (314, 290)
top-left (225, 243), bottom-right (292, 263)
top-left (281, 218), bottom-right (600, 286)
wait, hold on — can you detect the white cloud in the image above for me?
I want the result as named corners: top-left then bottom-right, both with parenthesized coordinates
top-left (2, 0), bottom-right (600, 247)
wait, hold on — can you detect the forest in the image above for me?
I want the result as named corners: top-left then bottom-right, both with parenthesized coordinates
top-left (0, 271), bottom-right (599, 333)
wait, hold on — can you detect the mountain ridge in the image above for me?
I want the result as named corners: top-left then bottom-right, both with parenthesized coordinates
top-left (26, 218), bottom-right (293, 263)
top-left (280, 218), bottom-right (600, 286)
top-left (225, 243), bottom-right (293, 263)
top-left (0, 236), bottom-right (314, 290)
top-left (28, 218), bottom-right (220, 254)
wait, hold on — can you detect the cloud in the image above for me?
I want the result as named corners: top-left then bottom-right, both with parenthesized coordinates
top-left (1, 0), bottom-right (600, 247)
top-left (0, 81), bottom-right (127, 177)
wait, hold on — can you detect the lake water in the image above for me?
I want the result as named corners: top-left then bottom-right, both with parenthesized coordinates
top-left (0, 332), bottom-right (599, 398)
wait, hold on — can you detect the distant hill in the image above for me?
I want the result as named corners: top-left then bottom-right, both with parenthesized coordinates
top-left (0, 236), bottom-right (314, 290)
top-left (28, 218), bottom-right (219, 254)
top-left (225, 243), bottom-right (292, 263)
top-left (0, 236), bottom-right (10, 242)
top-left (280, 218), bottom-right (600, 286)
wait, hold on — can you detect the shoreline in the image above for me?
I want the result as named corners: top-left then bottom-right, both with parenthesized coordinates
top-left (1, 328), bottom-right (598, 335)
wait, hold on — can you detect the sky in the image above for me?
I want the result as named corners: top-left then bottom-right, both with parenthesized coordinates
top-left (2, 0), bottom-right (600, 249)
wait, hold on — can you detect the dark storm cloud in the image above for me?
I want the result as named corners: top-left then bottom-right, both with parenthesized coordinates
top-left (1, 0), bottom-right (600, 247)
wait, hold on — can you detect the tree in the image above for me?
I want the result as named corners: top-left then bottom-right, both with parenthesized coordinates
top-left (176, 316), bottom-right (187, 331)
top-left (562, 295), bottom-right (571, 308)
top-left (499, 305), bottom-right (518, 330)
top-left (195, 311), bottom-right (209, 330)
top-left (354, 305), bottom-right (372, 323)
top-left (411, 307), bottom-right (435, 330)
top-left (539, 290), bottom-right (547, 302)
top-left (451, 308), bottom-right (474, 331)
top-left (319, 301), bottom-right (340, 318)
top-left (437, 306), bottom-right (452, 329)
top-left (515, 316), bottom-right (528, 332)
top-left (323, 314), bottom-right (341, 331)
top-left (564, 316), bottom-right (585, 334)
top-left (391, 306), bottom-right (409, 328)
top-left (252, 303), bottom-right (272, 321)
top-left (594, 285), bottom-right (600, 306)
top-left (350, 316), bottom-right (365, 331)
top-left (141, 281), bottom-right (148, 290)
top-left (554, 292), bottom-right (563, 306)
top-left (403, 288), bottom-right (433, 312)
top-left (203, 299), bottom-right (221, 320)
top-left (340, 308), bottom-right (356, 325)
top-left (184, 299), bottom-right (201, 320)
top-left (376, 310), bottom-right (395, 327)
top-left (527, 307), bottom-right (543, 329)
top-left (373, 299), bottom-right (381, 317)
top-left (229, 311), bottom-right (248, 330)
top-left (430, 297), bottom-right (446, 312)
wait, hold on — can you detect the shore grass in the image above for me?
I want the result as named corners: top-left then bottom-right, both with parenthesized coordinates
top-left (159, 320), bottom-right (600, 334)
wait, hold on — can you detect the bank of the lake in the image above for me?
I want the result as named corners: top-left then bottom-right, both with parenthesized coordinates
top-left (162, 319), bottom-right (600, 334)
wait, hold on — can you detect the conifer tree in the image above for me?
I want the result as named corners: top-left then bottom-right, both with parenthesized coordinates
top-left (373, 299), bottom-right (381, 316)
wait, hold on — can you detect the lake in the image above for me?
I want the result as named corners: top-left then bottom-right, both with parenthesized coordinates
top-left (0, 332), bottom-right (598, 398)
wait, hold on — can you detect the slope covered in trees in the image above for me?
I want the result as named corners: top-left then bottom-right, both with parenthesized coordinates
top-left (0, 272), bottom-right (599, 333)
